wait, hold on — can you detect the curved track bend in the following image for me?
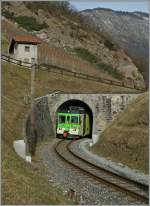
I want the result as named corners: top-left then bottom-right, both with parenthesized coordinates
top-left (55, 139), bottom-right (149, 203)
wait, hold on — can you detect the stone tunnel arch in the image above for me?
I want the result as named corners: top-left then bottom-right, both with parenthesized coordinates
top-left (56, 99), bottom-right (93, 138)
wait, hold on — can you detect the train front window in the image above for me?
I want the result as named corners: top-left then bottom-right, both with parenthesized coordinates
top-left (66, 116), bottom-right (70, 123)
top-left (71, 116), bottom-right (78, 124)
top-left (59, 116), bottom-right (66, 123)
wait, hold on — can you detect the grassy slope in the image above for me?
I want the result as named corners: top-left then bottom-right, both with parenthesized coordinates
top-left (2, 63), bottom-right (71, 205)
top-left (2, 61), bottom-right (138, 204)
top-left (91, 92), bottom-right (149, 174)
top-left (2, 6), bottom-right (146, 203)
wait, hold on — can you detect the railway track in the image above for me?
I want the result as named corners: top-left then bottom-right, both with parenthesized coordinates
top-left (55, 139), bottom-right (149, 203)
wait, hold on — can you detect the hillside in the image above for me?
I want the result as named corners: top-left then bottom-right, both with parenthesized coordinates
top-left (81, 8), bottom-right (149, 86)
top-left (2, 58), bottom-right (139, 204)
top-left (2, 1), bottom-right (145, 88)
top-left (91, 92), bottom-right (149, 174)
top-left (1, 62), bottom-right (74, 204)
top-left (1, 2), bottom-right (148, 203)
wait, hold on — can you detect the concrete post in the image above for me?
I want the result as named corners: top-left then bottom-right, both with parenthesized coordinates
top-left (31, 64), bottom-right (36, 119)
top-left (22, 111), bottom-right (31, 162)
top-left (25, 64), bottom-right (36, 162)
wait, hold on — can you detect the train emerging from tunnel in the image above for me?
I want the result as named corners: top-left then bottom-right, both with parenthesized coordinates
top-left (56, 106), bottom-right (91, 139)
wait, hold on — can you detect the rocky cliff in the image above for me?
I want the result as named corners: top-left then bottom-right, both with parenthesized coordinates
top-left (2, 2), bottom-right (146, 88)
top-left (81, 8), bottom-right (149, 86)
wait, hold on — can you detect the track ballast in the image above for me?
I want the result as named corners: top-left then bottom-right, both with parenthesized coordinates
top-left (55, 139), bottom-right (149, 203)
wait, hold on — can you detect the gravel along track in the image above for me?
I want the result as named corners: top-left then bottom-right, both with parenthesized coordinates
top-left (38, 138), bottom-right (147, 205)
top-left (66, 140), bottom-right (149, 201)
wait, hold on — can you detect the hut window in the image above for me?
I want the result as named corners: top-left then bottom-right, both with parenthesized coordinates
top-left (31, 58), bottom-right (35, 63)
top-left (24, 58), bottom-right (29, 63)
top-left (25, 46), bottom-right (30, 52)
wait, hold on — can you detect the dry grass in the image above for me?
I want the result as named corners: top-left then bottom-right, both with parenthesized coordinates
top-left (2, 62), bottom-right (72, 204)
top-left (91, 92), bottom-right (149, 174)
top-left (1, 61), bottom-right (139, 204)
top-left (38, 43), bottom-right (120, 82)
top-left (2, 143), bottom-right (73, 205)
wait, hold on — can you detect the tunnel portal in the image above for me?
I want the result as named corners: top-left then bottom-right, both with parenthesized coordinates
top-left (56, 99), bottom-right (93, 139)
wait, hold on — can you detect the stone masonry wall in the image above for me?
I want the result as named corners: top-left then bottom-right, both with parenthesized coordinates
top-left (26, 95), bottom-right (54, 148)
top-left (46, 93), bottom-right (139, 138)
top-left (25, 92), bottom-right (140, 150)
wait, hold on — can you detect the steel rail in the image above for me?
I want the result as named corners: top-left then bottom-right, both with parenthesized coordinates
top-left (55, 139), bottom-right (149, 203)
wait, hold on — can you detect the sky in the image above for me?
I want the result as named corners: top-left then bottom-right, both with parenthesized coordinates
top-left (70, 1), bottom-right (149, 13)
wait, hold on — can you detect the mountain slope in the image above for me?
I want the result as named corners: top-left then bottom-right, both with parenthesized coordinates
top-left (81, 8), bottom-right (149, 86)
top-left (2, 1), bottom-right (145, 88)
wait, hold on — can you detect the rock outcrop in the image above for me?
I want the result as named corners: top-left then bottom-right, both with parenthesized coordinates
top-left (2, 2), bottom-right (146, 88)
top-left (81, 8), bottom-right (149, 87)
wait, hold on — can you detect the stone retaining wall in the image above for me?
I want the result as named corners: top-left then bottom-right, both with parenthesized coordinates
top-left (25, 92), bottom-right (140, 154)
top-left (26, 96), bottom-right (54, 154)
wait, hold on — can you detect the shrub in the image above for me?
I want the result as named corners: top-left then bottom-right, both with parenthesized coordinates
top-left (104, 39), bottom-right (117, 51)
top-left (24, 2), bottom-right (98, 35)
top-left (2, 10), bottom-right (49, 31)
top-left (132, 70), bottom-right (137, 78)
top-left (2, 9), bottom-right (15, 20)
top-left (96, 63), bottom-right (123, 79)
top-left (25, 1), bottom-right (77, 18)
top-left (74, 47), bottom-right (98, 64)
top-left (13, 16), bottom-right (49, 31)
top-left (74, 47), bottom-right (122, 79)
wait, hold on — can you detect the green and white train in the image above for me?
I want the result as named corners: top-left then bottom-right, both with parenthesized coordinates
top-left (56, 107), bottom-right (90, 139)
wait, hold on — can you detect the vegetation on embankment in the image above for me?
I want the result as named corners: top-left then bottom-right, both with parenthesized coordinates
top-left (74, 47), bottom-right (122, 79)
top-left (2, 61), bottom-right (138, 204)
top-left (2, 62), bottom-right (71, 205)
top-left (2, 1), bottom-right (145, 88)
top-left (2, 9), bottom-right (48, 31)
top-left (91, 92), bottom-right (149, 174)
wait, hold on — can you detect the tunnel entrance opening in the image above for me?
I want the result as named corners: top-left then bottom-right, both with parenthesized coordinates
top-left (56, 99), bottom-right (93, 139)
